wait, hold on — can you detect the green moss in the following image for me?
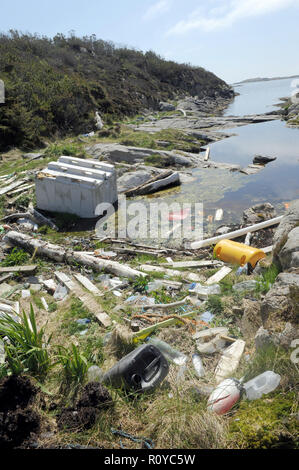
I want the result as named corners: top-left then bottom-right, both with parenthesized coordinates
top-left (228, 392), bottom-right (298, 449)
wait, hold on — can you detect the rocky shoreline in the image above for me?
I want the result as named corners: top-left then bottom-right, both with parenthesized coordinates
top-left (276, 94), bottom-right (299, 128)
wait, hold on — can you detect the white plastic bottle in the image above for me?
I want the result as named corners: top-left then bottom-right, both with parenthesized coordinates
top-left (243, 371), bottom-right (281, 400)
top-left (192, 354), bottom-right (205, 377)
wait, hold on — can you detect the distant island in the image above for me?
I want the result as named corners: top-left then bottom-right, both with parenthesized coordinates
top-left (233, 74), bottom-right (299, 85)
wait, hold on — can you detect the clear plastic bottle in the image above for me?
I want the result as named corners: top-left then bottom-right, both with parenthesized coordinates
top-left (192, 354), bottom-right (205, 377)
top-left (147, 337), bottom-right (187, 365)
top-left (243, 371), bottom-right (281, 400)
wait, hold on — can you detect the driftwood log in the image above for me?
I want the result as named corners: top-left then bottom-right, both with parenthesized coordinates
top-left (3, 231), bottom-right (146, 280)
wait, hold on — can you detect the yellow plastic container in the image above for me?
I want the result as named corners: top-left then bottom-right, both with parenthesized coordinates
top-left (213, 239), bottom-right (266, 268)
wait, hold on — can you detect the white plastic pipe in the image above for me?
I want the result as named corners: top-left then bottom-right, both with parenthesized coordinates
top-left (190, 215), bottom-right (283, 250)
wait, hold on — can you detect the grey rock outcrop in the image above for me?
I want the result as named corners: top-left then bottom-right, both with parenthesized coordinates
top-left (261, 272), bottom-right (299, 327)
top-left (276, 322), bottom-right (299, 349)
top-left (243, 202), bottom-right (276, 225)
top-left (276, 226), bottom-right (299, 270)
top-left (86, 143), bottom-right (196, 167)
top-left (159, 102), bottom-right (175, 112)
top-left (240, 299), bottom-right (263, 340)
top-left (255, 327), bottom-right (274, 350)
top-left (254, 323), bottom-right (298, 351)
top-left (273, 199), bottom-right (299, 269)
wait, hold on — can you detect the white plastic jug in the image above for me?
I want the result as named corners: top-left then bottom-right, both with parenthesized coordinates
top-left (243, 371), bottom-right (281, 400)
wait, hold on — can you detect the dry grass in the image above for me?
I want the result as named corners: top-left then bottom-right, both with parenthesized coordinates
top-left (146, 386), bottom-right (228, 449)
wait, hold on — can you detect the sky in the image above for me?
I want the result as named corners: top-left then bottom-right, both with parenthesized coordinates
top-left (0, 0), bottom-right (299, 83)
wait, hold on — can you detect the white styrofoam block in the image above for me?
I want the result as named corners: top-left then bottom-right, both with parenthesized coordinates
top-left (35, 157), bottom-right (118, 218)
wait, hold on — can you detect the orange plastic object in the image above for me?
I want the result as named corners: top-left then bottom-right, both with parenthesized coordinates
top-left (213, 239), bottom-right (266, 268)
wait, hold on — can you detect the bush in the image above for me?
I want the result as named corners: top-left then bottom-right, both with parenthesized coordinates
top-left (1, 247), bottom-right (30, 267)
top-left (0, 31), bottom-right (233, 151)
top-left (57, 344), bottom-right (88, 391)
top-left (0, 304), bottom-right (52, 380)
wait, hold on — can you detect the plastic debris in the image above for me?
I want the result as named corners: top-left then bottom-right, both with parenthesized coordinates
top-left (236, 264), bottom-right (249, 276)
top-left (102, 344), bottom-right (169, 393)
top-left (243, 371), bottom-right (281, 400)
top-left (125, 295), bottom-right (155, 306)
top-left (94, 249), bottom-right (117, 258)
top-left (76, 318), bottom-right (91, 325)
top-left (147, 280), bottom-right (164, 293)
top-left (17, 218), bottom-right (38, 231)
top-left (214, 239), bottom-right (266, 268)
top-left (176, 364), bottom-right (187, 382)
top-left (147, 337), bottom-right (187, 365)
top-left (113, 290), bottom-right (122, 297)
top-left (194, 327), bottom-right (228, 355)
top-left (214, 340), bottom-right (246, 384)
top-left (111, 428), bottom-right (154, 450)
top-left (188, 282), bottom-right (221, 299)
top-left (21, 290), bottom-right (31, 299)
top-left (200, 311), bottom-right (215, 323)
top-left (192, 354), bottom-right (205, 377)
top-left (53, 284), bottom-right (68, 301)
top-left (208, 378), bottom-right (242, 415)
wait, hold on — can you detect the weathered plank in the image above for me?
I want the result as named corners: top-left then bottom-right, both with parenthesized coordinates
top-left (6, 184), bottom-right (34, 196)
top-left (0, 180), bottom-right (27, 196)
top-left (206, 266), bottom-right (232, 285)
top-left (0, 273), bottom-right (13, 283)
top-left (74, 273), bottom-right (101, 295)
top-left (0, 265), bottom-right (37, 274)
top-left (54, 272), bottom-right (111, 327)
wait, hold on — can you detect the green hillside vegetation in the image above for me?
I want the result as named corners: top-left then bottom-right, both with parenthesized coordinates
top-left (0, 31), bottom-right (233, 151)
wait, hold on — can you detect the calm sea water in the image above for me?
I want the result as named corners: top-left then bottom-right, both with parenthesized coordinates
top-left (225, 77), bottom-right (298, 116)
top-left (145, 78), bottom-right (299, 231)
